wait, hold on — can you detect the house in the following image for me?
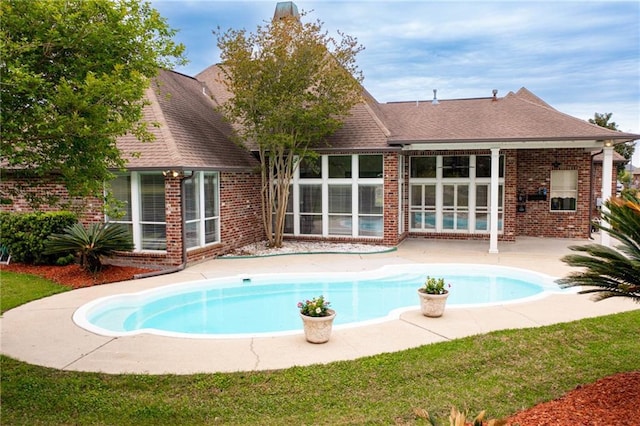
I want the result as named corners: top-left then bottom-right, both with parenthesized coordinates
top-left (632, 167), bottom-right (640, 189)
top-left (2, 3), bottom-right (638, 267)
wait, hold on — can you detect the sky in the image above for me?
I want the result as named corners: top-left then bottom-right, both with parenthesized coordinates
top-left (151, 0), bottom-right (640, 167)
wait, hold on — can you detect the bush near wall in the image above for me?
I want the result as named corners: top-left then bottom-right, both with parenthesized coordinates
top-left (0, 211), bottom-right (77, 264)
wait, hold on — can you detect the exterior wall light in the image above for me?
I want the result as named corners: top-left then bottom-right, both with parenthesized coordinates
top-left (162, 170), bottom-right (181, 178)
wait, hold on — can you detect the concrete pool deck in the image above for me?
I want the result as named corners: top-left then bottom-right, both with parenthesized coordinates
top-left (1, 236), bottom-right (637, 375)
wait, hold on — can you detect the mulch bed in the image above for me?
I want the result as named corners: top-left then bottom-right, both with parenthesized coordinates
top-left (0, 263), bottom-right (154, 289)
top-left (1, 263), bottom-right (637, 424)
top-left (504, 371), bottom-right (640, 425)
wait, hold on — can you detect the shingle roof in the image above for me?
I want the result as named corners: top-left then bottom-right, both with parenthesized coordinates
top-left (121, 68), bottom-right (638, 168)
top-left (196, 64), bottom-right (393, 153)
top-left (118, 69), bottom-right (258, 171)
top-left (379, 88), bottom-right (638, 144)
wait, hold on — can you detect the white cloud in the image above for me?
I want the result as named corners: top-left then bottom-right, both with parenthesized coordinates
top-left (154, 0), bottom-right (640, 148)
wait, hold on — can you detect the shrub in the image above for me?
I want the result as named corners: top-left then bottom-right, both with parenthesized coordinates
top-left (558, 194), bottom-right (640, 303)
top-left (0, 211), bottom-right (77, 264)
top-left (44, 222), bottom-right (134, 272)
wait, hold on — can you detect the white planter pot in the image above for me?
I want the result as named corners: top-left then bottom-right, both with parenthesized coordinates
top-left (300, 309), bottom-right (336, 343)
top-left (417, 290), bottom-right (449, 317)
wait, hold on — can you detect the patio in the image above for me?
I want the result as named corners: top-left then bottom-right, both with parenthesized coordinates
top-left (1, 236), bottom-right (637, 374)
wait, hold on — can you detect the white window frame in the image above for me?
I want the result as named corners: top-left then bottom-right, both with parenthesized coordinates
top-left (108, 172), bottom-right (167, 252)
top-left (286, 154), bottom-right (384, 238)
top-left (409, 155), bottom-right (504, 234)
top-left (184, 171), bottom-right (220, 250)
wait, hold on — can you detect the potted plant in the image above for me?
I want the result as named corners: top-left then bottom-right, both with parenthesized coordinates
top-left (297, 295), bottom-right (336, 343)
top-left (417, 276), bottom-right (450, 317)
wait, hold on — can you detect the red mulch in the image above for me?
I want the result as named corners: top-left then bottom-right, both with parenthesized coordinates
top-left (504, 371), bottom-right (640, 425)
top-left (1, 264), bottom-right (638, 423)
top-left (0, 262), bottom-right (153, 289)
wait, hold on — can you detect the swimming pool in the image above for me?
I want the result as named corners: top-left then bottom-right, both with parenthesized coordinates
top-left (73, 264), bottom-right (563, 339)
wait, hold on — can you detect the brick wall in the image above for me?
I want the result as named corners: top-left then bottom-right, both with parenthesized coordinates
top-left (114, 172), bottom-right (265, 266)
top-left (186, 171), bottom-right (264, 263)
top-left (1, 171), bottom-right (265, 267)
top-left (515, 148), bottom-right (591, 238)
top-left (383, 152), bottom-right (401, 245)
top-left (0, 174), bottom-right (104, 224)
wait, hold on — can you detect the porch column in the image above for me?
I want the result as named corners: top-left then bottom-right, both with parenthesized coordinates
top-left (600, 145), bottom-right (614, 247)
top-left (489, 147), bottom-right (500, 253)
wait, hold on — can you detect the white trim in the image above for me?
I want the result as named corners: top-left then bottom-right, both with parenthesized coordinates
top-left (489, 148), bottom-right (500, 253)
top-left (601, 146), bottom-right (614, 247)
top-left (401, 139), bottom-right (612, 151)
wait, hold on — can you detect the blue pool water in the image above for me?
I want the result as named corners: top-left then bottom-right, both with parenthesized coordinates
top-left (74, 264), bottom-right (562, 338)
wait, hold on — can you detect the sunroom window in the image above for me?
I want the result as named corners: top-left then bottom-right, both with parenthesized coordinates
top-left (285, 154), bottom-right (383, 238)
top-left (409, 155), bottom-right (504, 233)
top-left (184, 172), bottom-right (220, 249)
top-left (108, 171), bottom-right (220, 252)
top-left (109, 173), bottom-right (167, 251)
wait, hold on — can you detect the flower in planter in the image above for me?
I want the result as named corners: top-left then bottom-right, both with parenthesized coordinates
top-left (420, 276), bottom-right (450, 295)
top-left (298, 295), bottom-right (332, 317)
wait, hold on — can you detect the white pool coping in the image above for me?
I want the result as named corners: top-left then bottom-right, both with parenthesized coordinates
top-left (72, 263), bottom-right (571, 339)
top-left (1, 237), bottom-right (637, 375)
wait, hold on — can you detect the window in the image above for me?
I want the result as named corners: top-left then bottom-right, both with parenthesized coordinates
top-left (442, 156), bottom-right (470, 178)
top-left (329, 155), bottom-right (351, 178)
top-left (476, 155), bottom-right (504, 178)
top-left (359, 155), bottom-right (383, 178)
top-left (285, 154), bottom-right (384, 237)
top-left (475, 184), bottom-right (503, 231)
top-left (109, 174), bottom-right (134, 240)
top-left (411, 157), bottom-right (436, 178)
top-left (109, 171), bottom-right (220, 252)
top-left (139, 174), bottom-right (166, 250)
top-left (328, 184), bottom-right (352, 235)
top-left (300, 184), bottom-right (322, 234)
top-left (299, 157), bottom-right (321, 179)
top-left (410, 184), bottom-right (436, 230)
top-left (550, 170), bottom-right (577, 211)
top-left (358, 185), bottom-right (383, 236)
top-left (442, 184), bottom-right (469, 230)
top-left (409, 154), bottom-right (504, 233)
top-left (184, 172), bottom-right (220, 249)
top-left (110, 173), bottom-right (166, 251)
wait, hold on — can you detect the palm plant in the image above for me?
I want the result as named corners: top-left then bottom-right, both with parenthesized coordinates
top-left (557, 194), bottom-right (640, 303)
top-left (44, 222), bottom-right (134, 272)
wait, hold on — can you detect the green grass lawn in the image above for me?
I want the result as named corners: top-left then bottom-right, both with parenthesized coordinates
top-left (0, 270), bottom-right (71, 314)
top-left (1, 270), bottom-right (638, 425)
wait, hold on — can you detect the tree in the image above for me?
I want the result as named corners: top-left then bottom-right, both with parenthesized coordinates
top-left (558, 194), bottom-right (640, 303)
top-left (215, 11), bottom-right (364, 248)
top-left (589, 112), bottom-right (635, 173)
top-left (1, 0), bottom-right (186, 204)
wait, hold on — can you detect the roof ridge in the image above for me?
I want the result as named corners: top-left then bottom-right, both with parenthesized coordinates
top-left (360, 90), bottom-right (391, 137)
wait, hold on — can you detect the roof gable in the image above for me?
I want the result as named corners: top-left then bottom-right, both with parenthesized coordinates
top-left (118, 69), bottom-right (257, 171)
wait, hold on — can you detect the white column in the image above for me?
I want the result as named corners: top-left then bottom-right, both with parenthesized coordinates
top-left (601, 145), bottom-right (614, 247)
top-left (489, 148), bottom-right (500, 253)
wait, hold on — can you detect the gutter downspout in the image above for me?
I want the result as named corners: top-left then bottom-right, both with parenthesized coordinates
top-left (134, 171), bottom-right (195, 279)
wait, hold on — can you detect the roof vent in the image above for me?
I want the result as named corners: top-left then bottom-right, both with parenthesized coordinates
top-left (492, 89), bottom-right (498, 101)
top-left (432, 89), bottom-right (439, 105)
